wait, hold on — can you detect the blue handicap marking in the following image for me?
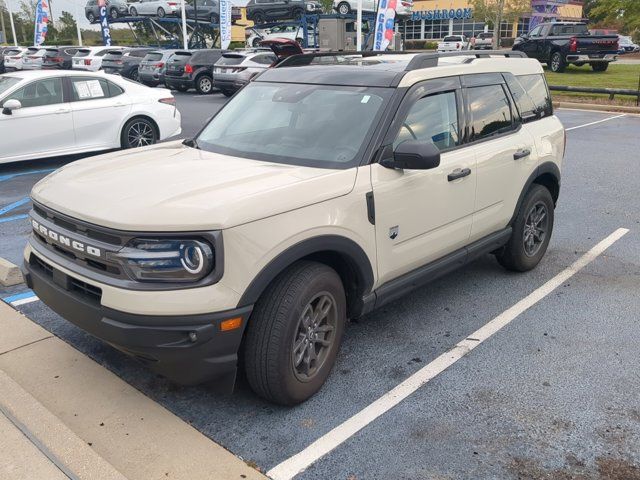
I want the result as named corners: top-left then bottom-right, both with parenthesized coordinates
top-left (0, 197), bottom-right (31, 224)
top-left (0, 168), bottom-right (55, 183)
top-left (2, 290), bottom-right (35, 304)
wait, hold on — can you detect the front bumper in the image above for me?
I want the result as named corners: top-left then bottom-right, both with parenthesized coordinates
top-left (23, 251), bottom-right (252, 389)
top-left (566, 53), bottom-right (617, 63)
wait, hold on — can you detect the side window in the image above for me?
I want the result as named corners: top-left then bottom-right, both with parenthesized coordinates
top-left (253, 54), bottom-right (276, 65)
top-left (504, 74), bottom-right (538, 121)
top-left (70, 77), bottom-right (110, 101)
top-left (106, 80), bottom-right (124, 97)
top-left (516, 74), bottom-right (553, 119)
top-left (6, 78), bottom-right (64, 108)
top-left (529, 26), bottom-right (542, 38)
top-left (394, 91), bottom-right (460, 151)
top-left (467, 84), bottom-right (513, 141)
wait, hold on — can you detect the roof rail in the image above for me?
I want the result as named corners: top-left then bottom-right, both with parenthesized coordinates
top-left (275, 49), bottom-right (528, 69)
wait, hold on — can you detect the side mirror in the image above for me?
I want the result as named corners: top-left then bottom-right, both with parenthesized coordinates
top-left (382, 140), bottom-right (441, 170)
top-left (2, 99), bottom-right (22, 115)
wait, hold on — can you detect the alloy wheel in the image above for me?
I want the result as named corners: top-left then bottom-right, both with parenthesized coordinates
top-left (127, 121), bottom-right (155, 148)
top-left (523, 201), bottom-right (548, 257)
top-left (291, 292), bottom-right (337, 382)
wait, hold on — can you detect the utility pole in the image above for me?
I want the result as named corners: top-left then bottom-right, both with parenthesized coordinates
top-left (74, 0), bottom-right (82, 45)
top-left (6, 0), bottom-right (17, 45)
top-left (494, 0), bottom-right (505, 49)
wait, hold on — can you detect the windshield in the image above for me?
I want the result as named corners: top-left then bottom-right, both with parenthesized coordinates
top-left (0, 76), bottom-right (22, 97)
top-left (196, 82), bottom-right (391, 168)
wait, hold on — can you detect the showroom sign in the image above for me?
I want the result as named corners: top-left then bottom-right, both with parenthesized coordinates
top-left (411, 8), bottom-right (473, 21)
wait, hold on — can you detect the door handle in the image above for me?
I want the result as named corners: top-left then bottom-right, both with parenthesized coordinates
top-left (448, 168), bottom-right (471, 182)
top-left (514, 148), bottom-right (531, 160)
top-left (54, 108), bottom-right (70, 114)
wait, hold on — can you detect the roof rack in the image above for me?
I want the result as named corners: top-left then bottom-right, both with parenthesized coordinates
top-left (275, 49), bottom-right (528, 70)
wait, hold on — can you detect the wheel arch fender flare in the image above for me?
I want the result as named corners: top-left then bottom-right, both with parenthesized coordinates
top-left (509, 161), bottom-right (561, 226)
top-left (237, 235), bottom-right (375, 316)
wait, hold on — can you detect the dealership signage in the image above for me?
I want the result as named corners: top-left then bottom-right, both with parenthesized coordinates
top-left (411, 8), bottom-right (473, 21)
top-left (98, 0), bottom-right (112, 46)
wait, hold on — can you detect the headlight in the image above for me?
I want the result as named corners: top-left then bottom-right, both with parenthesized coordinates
top-left (109, 238), bottom-right (214, 283)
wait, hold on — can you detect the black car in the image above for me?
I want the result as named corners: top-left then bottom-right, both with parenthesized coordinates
top-left (139, 49), bottom-right (181, 87)
top-left (0, 46), bottom-right (14, 74)
top-left (42, 47), bottom-right (80, 70)
top-left (246, 0), bottom-right (315, 23)
top-left (164, 49), bottom-right (224, 94)
top-left (101, 48), bottom-right (155, 81)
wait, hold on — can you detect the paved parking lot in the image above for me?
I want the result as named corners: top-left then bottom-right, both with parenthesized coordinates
top-left (1, 96), bottom-right (639, 479)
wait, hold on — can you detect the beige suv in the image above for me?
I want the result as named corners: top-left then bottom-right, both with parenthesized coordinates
top-left (23, 51), bottom-right (565, 405)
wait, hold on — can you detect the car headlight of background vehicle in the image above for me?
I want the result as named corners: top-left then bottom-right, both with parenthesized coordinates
top-left (109, 238), bottom-right (215, 283)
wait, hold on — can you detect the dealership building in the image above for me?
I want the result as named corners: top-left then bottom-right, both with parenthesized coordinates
top-left (401, 0), bottom-right (585, 41)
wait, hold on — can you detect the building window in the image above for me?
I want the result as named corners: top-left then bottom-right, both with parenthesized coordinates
top-left (402, 19), bottom-right (423, 40)
top-left (500, 20), bottom-right (513, 38)
top-left (424, 19), bottom-right (449, 39)
top-left (452, 19), bottom-right (487, 38)
top-left (517, 17), bottom-right (530, 36)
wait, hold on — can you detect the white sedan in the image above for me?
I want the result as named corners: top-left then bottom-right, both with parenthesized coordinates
top-left (129, 0), bottom-right (183, 17)
top-left (0, 70), bottom-right (181, 164)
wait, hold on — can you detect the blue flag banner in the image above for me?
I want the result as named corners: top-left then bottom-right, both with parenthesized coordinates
top-left (373, 0), bottom-right (396, 51)
top-left (34, 0), bottom-right (50, 46)
top-left (220, 0), bottom-right (232, 50)
top-left (98, 0), bottom-right (112, 46)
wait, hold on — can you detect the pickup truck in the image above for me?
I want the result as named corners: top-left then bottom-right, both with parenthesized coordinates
top-left (513, 22), bottom-right (618, 72)
top-left (437, 35), bottom-right (470, 52)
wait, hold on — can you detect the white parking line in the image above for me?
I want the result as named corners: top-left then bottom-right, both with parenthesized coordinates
top-left (11, 295), bottom-right (40, 307)
top-left (267, 228), bottom-right (630, 480)
top-left (566, 113), bottom-right (626, 131)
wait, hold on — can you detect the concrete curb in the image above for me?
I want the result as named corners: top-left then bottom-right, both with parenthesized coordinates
top-left (554, 101), bottom-right (640, 114)
top-left (0, 257), bottom-right (23, 287)
top-left (0, 369), bottom-right (128, 480)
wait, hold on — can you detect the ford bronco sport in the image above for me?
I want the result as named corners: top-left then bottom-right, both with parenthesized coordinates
top-left (23, 50), bottom-right (565, 405)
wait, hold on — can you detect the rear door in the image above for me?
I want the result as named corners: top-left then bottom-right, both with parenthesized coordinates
top-left (67, 76), bottom-right (131, 149)
top-left (0, 77), bottom-right (74, 160)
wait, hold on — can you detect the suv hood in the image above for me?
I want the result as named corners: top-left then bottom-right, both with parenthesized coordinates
top-left (31, 141), bottom-right (357, 231)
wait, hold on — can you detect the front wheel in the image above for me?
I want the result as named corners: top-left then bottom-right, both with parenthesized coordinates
top-left (210, 12), bottom-right (219, 23)
top-left (220, 88), bottom-right (234, 97)
top-left (252, 11), bottom-right (265, 23)
top-left (292, 8), bottom-right (304, 20)
top-left (121, 117), bottom-right (158, 149)
top-left (109, 7), bottom-right (118, 19)
top-left (244, 261), bottom-right (346, 405)
top-left (591, 62), bottom-right (609, 72)
top-left (129, 6), bottom-right (138, 15)
top-left (195, 74), bottom-right (213, 94)
top-left (549, 51), bottom-right (566, 73)
top-left (157, 7), bottom-right (165, 17)
top-left (336, 1), bottom-right (350, 14)
top-left (128, 68), bottom-right (139, 82)
top-left (87, 12), bottom-right (96, 23)
top-left (496, 184), bottom-right (554, 272)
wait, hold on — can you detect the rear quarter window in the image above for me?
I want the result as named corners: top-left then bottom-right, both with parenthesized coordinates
top-left (507, 73), bottom-right (553, 121)
top-left (467, 84), bottom-right (514, 141)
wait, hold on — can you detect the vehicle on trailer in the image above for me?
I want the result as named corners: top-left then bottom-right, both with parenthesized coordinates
top-left (129, 0), bottom-right (183, 17)
top-left (183, 0), bottom-right (221, 23)
top-left (0, 70), bottom-right (180, 163)
top-left (437, 35), bottom-right (470, 52)
top-left (617, 35), bottom-right (639, 54)
top-left (164, 49), bottom-right (224, 94)
top-left (139, 50), bottom-right (181, 87)
top-left (245, 23), bottom-right (315, 48)
top-left (22, 50), bottom-right (564, 406)
top-left (85, 0), bottom-right (129, 23)
top-left (102, 48), bottom-right (155, 81)
top-left (72, 46), bottom-right (126, 72)
top-left (333, 0), bottom-right (412, 15)
top-left (246, 0), bottom-right (316, 24)
top-left (513, 22), bottom-right (619, 72)
top-left (213, 39), bottom-right (302, 96)
top-left (42, 47), bottom-right (80, 70)
top-left (2, 47), bottom-right (27, 71)
top-left (21, 47), bottom-right (48, 70)
top-left (473, 31), bottom-right (493, 50)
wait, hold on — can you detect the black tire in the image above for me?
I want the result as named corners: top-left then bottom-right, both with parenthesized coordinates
top-left (292, 8), bottom-right (304, 20)
top-left (496, 184), bottom-right (555, 272)
top-left (128, 68), bottom-right (139, 82)
top-left (157, 7), bottom-right (165, 17)
top-left (220, 88), bottom-right (234, 97)
top-left (195, 74), bottom-right (213, 94)
top-left (252, 37), bottom-right (261, 47)
top-left (209, 12), bottom-right (219, 23)
top-left (120, 117), bottom-right (158, 149)
top-left (130, 6), bottom-right (137, 15)
top-left (87, 12), bottom-right (96, 23)
top-left (244, 261), bottom-right (346, 405)
top-left (252, 11), bottom-right (265, 23)
top-left (336, 1), bottom-right (350, 14)
top-left (549, 51), bottom-right (566, 73)
top-left (109, 7), bottom-right (118, 19)
top-left (591, 62), bottom-right (609, 72)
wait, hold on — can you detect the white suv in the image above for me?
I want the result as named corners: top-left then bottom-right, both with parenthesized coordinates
top-left (23, 51), bottom-right (564, 405)
top-left (333, 0), bottom-right (413, 15)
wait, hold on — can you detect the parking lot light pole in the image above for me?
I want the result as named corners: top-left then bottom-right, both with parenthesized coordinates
top-left (356, 0), bottom-right (362, 51)
top-left (181, 0), bottom-right (188, 49)
top-left (6, 0), bottom-right (18, 46)
top-left (74, 0), bottom-right (83, 46)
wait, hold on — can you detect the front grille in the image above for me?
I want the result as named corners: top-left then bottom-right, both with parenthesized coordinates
top-left (33, 203), bottom-right (122, 245)
top-left (31, 254), bottom-right (102, 303)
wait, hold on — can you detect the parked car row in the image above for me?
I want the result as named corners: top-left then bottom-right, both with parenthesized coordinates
top-left (84, 0), bottom-right (242, 23)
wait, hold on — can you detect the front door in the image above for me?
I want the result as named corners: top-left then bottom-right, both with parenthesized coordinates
top-left (519, 25), bottom-right (544, 60)
top-left (371, 83), bottom-right (476, 286)
top-left (0, 77), bottom-right (74, 162)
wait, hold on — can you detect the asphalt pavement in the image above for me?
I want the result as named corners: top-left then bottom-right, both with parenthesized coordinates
top-left (1, 95), bottom-right (639, 479)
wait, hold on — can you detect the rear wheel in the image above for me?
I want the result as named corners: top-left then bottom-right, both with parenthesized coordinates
top-left (252, 11), bottom-right (265, 23)
top-left (591, 62), bottom-right (609, 72)
top-left (129, 6), bottom-right (138, 15)
top-left (109, 7), bottom-right (118, 19)
top-left (210, 12), bottom-right (219, 23)
top-left (157, 6), bottom-right (165, 17)
top-left (243, 261), bottom-right (346, 405)
top-left (496, 184), bottom-right (554, 272)
top-left (252, 37), bottom-right (261, 47)
top-left (549, 51), bottom-right (566, 73)
top-left (121, 117), bottom-right (158, 149)
top-left (87, 12), bottom-right (96, 23)
top-left (292, 8), bottom-right (304, 20)
top-left (128, 68), bottom-right (139, 82)
top-left (195, 74), bottom-right (213, 94)
top-left (337, 1), bottom-right (350, 14)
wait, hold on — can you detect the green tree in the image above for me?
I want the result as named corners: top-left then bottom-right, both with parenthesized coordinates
top-left (470, 0), bottom-right (531, 48)
top-left (57, 10), bottom-right (77, 42)
top-left (590, 0), bottom-right (640, 34)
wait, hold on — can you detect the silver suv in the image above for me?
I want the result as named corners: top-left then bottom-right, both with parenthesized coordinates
top-left (85, 0), bottom-right (129, 23)
top-left (23, 51), bottom-right (564, 406)
top-left (213, 49), bottom-right (277, 97)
